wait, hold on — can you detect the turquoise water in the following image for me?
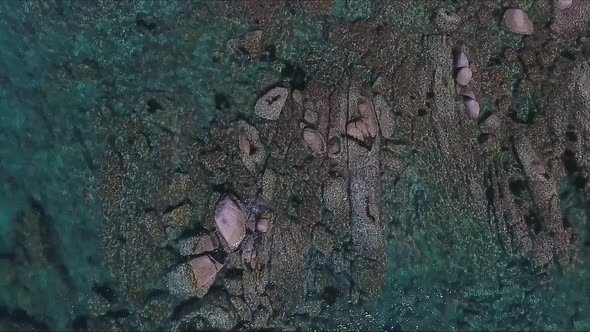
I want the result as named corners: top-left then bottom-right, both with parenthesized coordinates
top-left (1, 1), bottom-right (589, 330)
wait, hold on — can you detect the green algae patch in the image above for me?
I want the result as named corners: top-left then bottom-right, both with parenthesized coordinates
top-left (333, 0), bottom-right (372, 22)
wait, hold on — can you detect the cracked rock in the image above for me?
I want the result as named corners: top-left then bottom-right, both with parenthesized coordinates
top-left (167, 255), bottom-right (223, 299)
top-left (255, 87), bottom-right (289, 120)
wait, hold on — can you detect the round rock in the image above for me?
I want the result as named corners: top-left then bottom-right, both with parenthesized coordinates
top-left (504, 9), bottom-right (534, 35)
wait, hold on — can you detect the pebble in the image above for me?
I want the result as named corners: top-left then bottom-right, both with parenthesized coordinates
top-left (241, 237), bottom-right (256, 267)
top-left (504, 9), bottom-right (534, 35)
top-left (461, 91), bottom-right (476, 100)
top-left (237, 121), bottom-right (266, 172)
top-left (167, 256), bottom-right (222, 299)
top-left (177, 235), bottom-right (216, 256)
top-left (456, 67), bottom-right (472, 86)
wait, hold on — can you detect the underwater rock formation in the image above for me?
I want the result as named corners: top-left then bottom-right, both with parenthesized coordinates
top-left (4, 1), bottom-right (584, 331)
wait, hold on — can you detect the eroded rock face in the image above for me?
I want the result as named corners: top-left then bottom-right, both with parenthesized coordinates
top-left (340, 83), bottom-right (386, 298)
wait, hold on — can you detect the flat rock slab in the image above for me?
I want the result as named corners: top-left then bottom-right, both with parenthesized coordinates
top-left (255, 87), bottom-right (289, 120)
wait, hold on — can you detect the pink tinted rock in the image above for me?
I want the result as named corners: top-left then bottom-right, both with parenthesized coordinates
top-left (455, 52), bottom-right (469, 68)
top-left (554, 0), bottom-right (573, 10)
top-left (456, 67), bottom-right (472, 86)
top-left (532, 161), bottom-right (548, 176)
top-left (303, 128), bottom-right (326, 154)
top-left (214, 195), bottom-right (246, 251)
top-left (504, 9), bottom-right (534, 35)
top-left (359, 100), bottom-right (378, 137)
top-left (346, 120), bottom-right (367, 140)
top-left (189, 255), bottom-right (223, 289)
top-left (464, 98), bottom-right (480, 119)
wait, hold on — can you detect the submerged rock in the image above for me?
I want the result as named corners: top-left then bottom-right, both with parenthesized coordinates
top-left (347, 120), bottom-right (368, 141)
top-left (239, 130), bottom-right (252, 155)
top-left (243, 29), bottom-right (264, 58)
top-left (433, 8), bottom-right (461, 32)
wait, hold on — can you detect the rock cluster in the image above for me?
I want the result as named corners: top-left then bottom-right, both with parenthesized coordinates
top-left (167, 194), bottom-right (272, 299)
top-left (454, 52), bottom-right (479, 119)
